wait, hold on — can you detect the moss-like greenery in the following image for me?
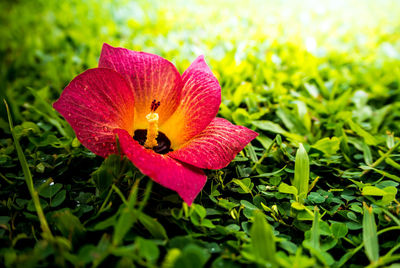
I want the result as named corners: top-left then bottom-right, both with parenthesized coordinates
top-left (1, 0), bottom-right (400, 267)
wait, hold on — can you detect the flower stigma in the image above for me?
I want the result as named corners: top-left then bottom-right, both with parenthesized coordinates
top-left (144, 100), bottom-right (160, 149)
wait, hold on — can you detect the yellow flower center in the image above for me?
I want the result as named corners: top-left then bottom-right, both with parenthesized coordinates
top-left (144, 100), bottom-right (160, 149)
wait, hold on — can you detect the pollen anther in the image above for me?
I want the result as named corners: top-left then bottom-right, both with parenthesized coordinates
top-left (144, 100), bottom-right (160, 148)
top-left (150, 99), bottom-right (161, 112)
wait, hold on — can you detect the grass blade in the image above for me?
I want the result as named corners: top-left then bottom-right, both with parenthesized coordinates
top-left (310, 207), bottom-right (320, 249)
top-left (4, 100), bottom-right (53, 239)
top-left (363, 202), bottom-right (379, 264)
top-left (250, 211), bottom-right (277, 266)
top-left (293, 143), bottom-right (310, 203)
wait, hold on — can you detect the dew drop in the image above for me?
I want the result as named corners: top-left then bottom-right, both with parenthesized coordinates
top-left (209, 247), bottom-right (217, 253)
top-left (102, 143), bottom-right (106, 147)
top-left (68, 113), bottom-right (71, 116)
top-left (94, 137), bottom-right (99, 141)
top-left (103, 126), bottom-right (108, 131)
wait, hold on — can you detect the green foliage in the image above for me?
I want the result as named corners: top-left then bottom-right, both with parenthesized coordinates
top-left (249, 211), bottom-right (277, 266)
top-left (362, 203), bottom-right (379, 264)
top-left (1, 0), bottom-right (400, 267)
top-left (293, 143), bottom-right (310, 203)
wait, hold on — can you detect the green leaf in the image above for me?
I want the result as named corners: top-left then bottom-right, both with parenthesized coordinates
top-left (27, 198), bottom-right (48, 212)
top-left (192, 204), bottom-right (207, 219)
top-left (13, 121), bottom-right (40, 139)
top-left (362, 186), bottom-right (386, 196)
top-left (256, 136), bottom-right (273, 150)
top-left (308, 192), bottom-right (325, 203)
top-left (362, 203), bottom-right (379, 263)
top-left (278, 182), bottom-right (298, 196)
top-left (232, 178), bottom-right (253, 194)
top-left (379, 186), bottom-right (397, 205)
top-left (241, 200), bottom-right (259, 211)
top-left (232, 108), bottom-right (251, 126)
top-left (39, 183), bottom-right (62, 198)
top-left (113, 180), bottom-right (140, 246)
top-left (233, 82), bottom-right (252, 106)
top-left (51, 209), bottom-right (85, 243)
top-left (254, 165), bottom-right (286, 178)
top-left (362, 142), bottom-right (373, 165)
top-left (312, 137), bottom-right (341, 156)
top-left (291, 201), bottom-right (306, 210)
top-left (136, 237), bottom-right (160, 262)
top-left (385, 157), bottom-right (400, 170)
top-left (250, 211), bottom-right (277, 265)
top-left (293, 143), bottom-right (310, 203)
top-left (0, 216), bottom-right (11, 225)
top-left (331, 222), bottom-right (348, 239)
top-left (310, 208), bottom-right (320, 249)
top-left (71, 137), bottom-right (81, 147)
top-left (252, 120), bottom-right (304, 142)
top-left (252, 120), bottom-right (286, 134)
top-left (92, 155), bottom-right (122, 194)
top-left (244, 144), bottom-right (258, 163)
top-left (113, 207), bottom-right (135, 245)
top-left (50, 189), bottom-right (66, 207)
top-left (173, 244), bottom-right (211, 268)
top-left (138, 212), bottom-right (168, 239)
top-left (217, 199), bottom-right (239, 210)
top-left (92, 214), bottom-right (118, 231)
top-left (162, 248), bottom-right (181, 268)
top-left (347, 119), bottom-right (378, 145)
top-left (364, 166), bottom-right (400, 182)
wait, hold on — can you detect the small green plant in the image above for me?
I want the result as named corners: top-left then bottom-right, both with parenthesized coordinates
top-left (293, 143), bottom-right (310, 203)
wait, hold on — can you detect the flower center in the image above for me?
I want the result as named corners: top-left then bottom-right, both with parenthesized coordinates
top-left (132, 100), bottom-right (172, 154)
top-left (144, 100), bottom-right (161, 149)
top-left (133, 129), bottom-right (172, 154)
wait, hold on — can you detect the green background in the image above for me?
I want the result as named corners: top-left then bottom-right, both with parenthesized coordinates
top-left (1, 0), bottom-right (400, 267)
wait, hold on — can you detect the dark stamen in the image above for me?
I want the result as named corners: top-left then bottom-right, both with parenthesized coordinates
top-left (133, 129), bottom-right (172, 154)
top-left (150, 99), bottom-right (161, 112)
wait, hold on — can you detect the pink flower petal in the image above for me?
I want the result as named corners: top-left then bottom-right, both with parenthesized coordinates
top-left (53, 68), bottom-right (135, 158)
top-left (99, 43), bottom-right (182, 129)
top-left (115, 129), bottom-right (207, 206)
top-left (169, 118), bottom-right (258, 169)
top-left (161, 55), bottom-right (221, 149)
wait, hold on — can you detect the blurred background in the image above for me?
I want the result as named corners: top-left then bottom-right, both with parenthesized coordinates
top-left (1, 0), bottom-right (400, 133)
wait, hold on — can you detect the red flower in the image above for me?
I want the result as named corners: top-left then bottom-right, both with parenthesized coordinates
top-left (53, 43), bottom-right (258, 205)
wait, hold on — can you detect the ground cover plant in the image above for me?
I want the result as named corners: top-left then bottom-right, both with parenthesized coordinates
top-left (1, 0), bottom-right (400, 267)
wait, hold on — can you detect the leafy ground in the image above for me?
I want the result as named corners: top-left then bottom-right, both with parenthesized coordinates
top-left (1, 0), bottom-right (400, 267)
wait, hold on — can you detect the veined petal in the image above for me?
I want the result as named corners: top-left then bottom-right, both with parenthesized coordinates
top-left (115, 129), bottom-right (207, 206)
top-left (53, 68), bottom-right (135, 158)
top-left (161, 55), bottom-right (221, 149)
top-left (99, 43), bottom-right (182, 129)
top-left (169, 118), bottom-right (258, 169)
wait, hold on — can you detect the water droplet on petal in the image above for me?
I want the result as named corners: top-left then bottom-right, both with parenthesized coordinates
top-left (103, 126), bottom-right (108, 131)
top-left (94, 137), bottom-right (99, 141)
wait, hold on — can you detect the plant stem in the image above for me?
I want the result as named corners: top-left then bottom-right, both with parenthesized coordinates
top-left (4, 100), bottom-right (53, 240)
top-left (361, 140), bottom-right (400, 176)
top-left (251, 136), bottom-right (277, 174)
